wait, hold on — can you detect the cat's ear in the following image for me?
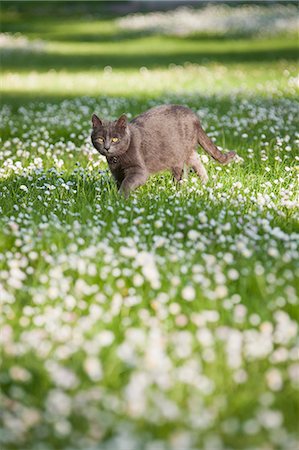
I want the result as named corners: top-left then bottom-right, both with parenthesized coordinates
top-left (92, 114), bottom-right (102, 128)
top-left (116, 114), bottom-right (128, 130)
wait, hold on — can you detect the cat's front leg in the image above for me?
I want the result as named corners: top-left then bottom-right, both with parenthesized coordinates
top-left (119, 170), bottom-right (148, 197)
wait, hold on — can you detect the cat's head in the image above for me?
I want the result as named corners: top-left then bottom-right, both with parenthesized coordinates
top-left (91, 114), bottom-right (130, 157)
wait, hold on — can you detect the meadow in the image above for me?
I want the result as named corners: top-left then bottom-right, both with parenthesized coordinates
top-left (0, 3), bottom-right (298, 450)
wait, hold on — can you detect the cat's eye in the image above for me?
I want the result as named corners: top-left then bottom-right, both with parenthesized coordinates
top-left (96, 137), bottom-right (104, 143)
top-left (112, 137), bottom-right (119, 143)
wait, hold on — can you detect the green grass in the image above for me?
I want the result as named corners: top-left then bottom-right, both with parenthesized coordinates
top-left (0, 6), bottom-right (299, 450)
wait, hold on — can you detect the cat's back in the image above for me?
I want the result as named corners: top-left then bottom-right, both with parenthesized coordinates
top-left (130, 104), bottom-right (198, 130)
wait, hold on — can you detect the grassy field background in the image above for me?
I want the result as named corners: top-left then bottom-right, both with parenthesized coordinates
top-left (0, 2), bottom-right (298, 450)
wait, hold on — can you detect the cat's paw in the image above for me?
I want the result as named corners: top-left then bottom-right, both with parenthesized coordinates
top-left (201, 174), bottom-right (209, 184)
top-left (224, 151), bottom-right (237, 164)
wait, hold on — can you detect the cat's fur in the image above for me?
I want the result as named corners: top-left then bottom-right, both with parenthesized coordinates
top-left (91, 104), bottom-right (236, 197)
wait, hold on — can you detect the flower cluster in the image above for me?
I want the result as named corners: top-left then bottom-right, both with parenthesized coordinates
top-left (0, 33), bottom-right (44, 52)
top-left (118, 5), bottom-right (298, 37)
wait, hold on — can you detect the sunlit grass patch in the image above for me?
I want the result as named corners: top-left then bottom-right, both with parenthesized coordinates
top-left (1, 60), bottom-right (298, 101)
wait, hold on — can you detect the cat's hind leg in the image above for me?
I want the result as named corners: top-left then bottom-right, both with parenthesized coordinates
top-left (172, 166), bottom-right (184, 182)
top-left (188, 152), bottom-right (208, 184)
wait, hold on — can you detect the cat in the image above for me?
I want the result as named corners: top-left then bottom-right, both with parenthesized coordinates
top-left (91, 104), bottom-right (236, 197)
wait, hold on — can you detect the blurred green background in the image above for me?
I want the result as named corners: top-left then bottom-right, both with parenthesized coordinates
top-left (1, 0), bottom-right (298, 105)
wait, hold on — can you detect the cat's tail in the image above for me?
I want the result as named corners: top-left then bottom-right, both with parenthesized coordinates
top-left (197, 122), bottom-right (236, 164)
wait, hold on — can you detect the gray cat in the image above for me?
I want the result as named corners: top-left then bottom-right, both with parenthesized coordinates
top-left (91, 104), bottom-right (236, 197)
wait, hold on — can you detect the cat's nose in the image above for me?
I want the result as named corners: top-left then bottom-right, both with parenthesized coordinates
top-left (104, 144), bottom-right (110, 151)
